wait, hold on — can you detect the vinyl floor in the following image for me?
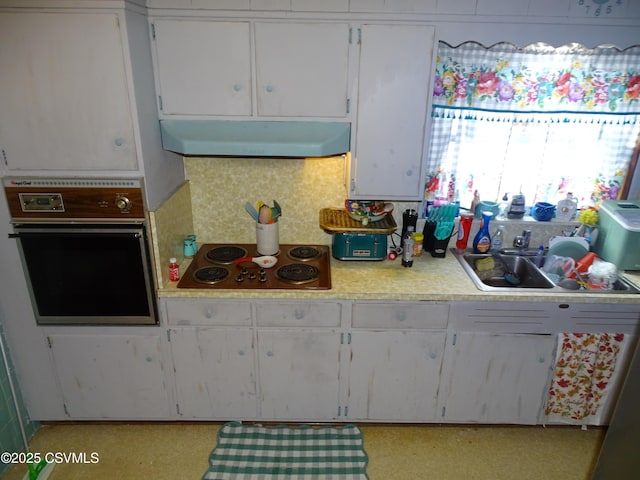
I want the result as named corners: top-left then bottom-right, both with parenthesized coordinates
top-left (1, 422), bottom-right (605, 480)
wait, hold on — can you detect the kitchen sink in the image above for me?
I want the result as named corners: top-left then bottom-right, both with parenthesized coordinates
top-left (453, 250), bottom-right (640, 294)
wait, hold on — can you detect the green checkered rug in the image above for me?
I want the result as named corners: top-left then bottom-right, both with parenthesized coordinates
top-left (202, 422), bottom-right (369, 480)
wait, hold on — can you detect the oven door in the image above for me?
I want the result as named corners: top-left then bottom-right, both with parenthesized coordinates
top-left (11, 224), bottom-right (157, 325)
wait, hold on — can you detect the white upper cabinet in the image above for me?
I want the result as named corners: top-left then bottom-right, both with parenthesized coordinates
top-left (0, 11), bottom-right (138, 172)
top-left (152, 20), bottom-right (253, 116)
top-left (150, 19), bottom-right (350, 119)
top-left (350, 23), bottom-right (436, 200)
top-left (254, 22), bottom-right (349, 117)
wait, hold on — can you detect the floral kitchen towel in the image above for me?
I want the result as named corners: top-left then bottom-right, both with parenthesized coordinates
top-left (545, 333), bottom-right (628, 425)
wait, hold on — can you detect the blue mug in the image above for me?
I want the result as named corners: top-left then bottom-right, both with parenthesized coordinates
top-left (183, 238), bottom-right (197, 258)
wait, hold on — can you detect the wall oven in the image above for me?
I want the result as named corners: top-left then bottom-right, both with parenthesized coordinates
top-left (3, 178), bottom-right (157, 325)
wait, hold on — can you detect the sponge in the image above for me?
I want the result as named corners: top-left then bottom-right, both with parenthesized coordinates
top-left (475, 257), bottom-right (495, 272)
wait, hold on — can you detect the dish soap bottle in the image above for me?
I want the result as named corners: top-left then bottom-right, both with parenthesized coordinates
top-left (473, 211), bottom-right (493, 253)
top-left (556, 192), bottom-right (578, 221)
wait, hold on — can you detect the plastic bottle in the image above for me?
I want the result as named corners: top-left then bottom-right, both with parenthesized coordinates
top-left (424, 192), bottom-right (435, 218)
top-left (533, 245), bottom-right (545, 267)
top-left (169, 257), bottom-right (180, 282)
top-left (491, 225), bottom-right (504, 253)
top-left (456, 213), bottom-right (474, 253)
top-left (556, 192), bottom-right (578, 221)
top-left (402, 226), bottom-right (415, 267)
top-left (470, 190), bottom-right (481, 217)
top-left (472, 211), bottom-right (493, 254)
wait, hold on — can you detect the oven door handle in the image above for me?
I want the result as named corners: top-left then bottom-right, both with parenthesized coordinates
top-left (7, 233), bottom-right (19, 239)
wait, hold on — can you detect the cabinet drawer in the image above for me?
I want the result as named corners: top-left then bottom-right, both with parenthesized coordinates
top-left (352, 302), bottom-right (449, 329)
top-left (166, 300), bottom-right (252, 326)
top-left (255, 302), bottom-right (341, 327)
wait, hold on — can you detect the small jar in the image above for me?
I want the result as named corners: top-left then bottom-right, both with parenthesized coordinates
top-left (411, 232), bottom-right (424, 256)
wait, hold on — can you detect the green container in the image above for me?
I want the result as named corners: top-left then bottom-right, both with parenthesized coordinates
top-left (593, 200), bottom-right (640, 270)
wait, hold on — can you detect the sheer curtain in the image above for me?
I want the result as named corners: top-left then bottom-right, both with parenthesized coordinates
top-left (425, 42), bottom-right (640, 211)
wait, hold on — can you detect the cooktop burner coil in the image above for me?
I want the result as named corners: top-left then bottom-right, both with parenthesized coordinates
top-left (276, 263), bottom-right (320, 285)
top-left (287, 245), bottom-right (321, 261)
top-left (193, 266), bottom-right (230, 284)
top-left (205, 245), bottom-right (248, 264)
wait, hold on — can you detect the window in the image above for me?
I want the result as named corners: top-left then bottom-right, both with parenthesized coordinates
top-left (425, 42), bottom-right (640, 212)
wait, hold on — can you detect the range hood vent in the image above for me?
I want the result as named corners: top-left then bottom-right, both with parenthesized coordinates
top-left (160, 120), bottom-right (351, 158)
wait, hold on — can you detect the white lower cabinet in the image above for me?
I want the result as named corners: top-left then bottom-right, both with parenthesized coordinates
top-left (256, 301), bottom-right (343, 420)
top-left (164, 299), bottom-right (343, 421)
top-left (348, 330), bottom-right (446, 420)
top-left (156, 298), bottom-right (638, 425)
top-left (168, 327), bottom-right (257, 419)
top-left (438, 332), bottom-right (556, 424)
top-left (257, 330), bottom-right (342, 420)
top-left (47, 333), bottom-right (171, 419)
top-left (347, 301), bottom-right (449, 421)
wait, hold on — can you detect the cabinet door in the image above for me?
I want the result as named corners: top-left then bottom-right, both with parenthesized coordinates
top-left (0, 12), bottom-right (137, 171)
top-left (254, 22), bottom-right (350, 117)
top-left (152, 20), bottom-right (252, 115)
top-left (349, 330), bottom-right (446, 420)
top-left (257, 330), bottom-right (341, 420)
top-left (440, 332), bottom-right (556, 424)
top-left (351, 24), bottom-right (435, 199)
top-left (169, 327), bottom-right (257, 419)
top-left (48, 334), bottom-right (171, 419)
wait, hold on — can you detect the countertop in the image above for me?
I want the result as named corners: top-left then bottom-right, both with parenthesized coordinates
top-left (159, 250), bottom-right (640, 304)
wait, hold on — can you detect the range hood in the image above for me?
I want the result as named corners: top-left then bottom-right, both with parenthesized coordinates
top-left (160, 120), bottom-right (351, 158)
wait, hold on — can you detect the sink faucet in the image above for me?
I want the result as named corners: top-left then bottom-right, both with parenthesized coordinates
top-left (513, 230), bottom-right (532, 249)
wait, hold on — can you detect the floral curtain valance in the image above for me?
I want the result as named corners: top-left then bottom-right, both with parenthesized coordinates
top-left (433, 42), bottom-right (640, 118)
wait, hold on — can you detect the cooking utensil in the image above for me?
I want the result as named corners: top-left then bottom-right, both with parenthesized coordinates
top-left (272, 200), bottom-right (282, 222)
top-left (492, 253), bottom-right (521, 286)
top-left (235, 255), bottom-right (278, 268)
top-left (245, 202), bottom-right (259, 222)
top-left (258, 204), bottom-right (272, 224)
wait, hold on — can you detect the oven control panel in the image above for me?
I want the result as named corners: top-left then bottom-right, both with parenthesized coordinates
top-left (3, 177), bottom-right (146, 222)
top-left (18, 193), bottom-right (65, 212)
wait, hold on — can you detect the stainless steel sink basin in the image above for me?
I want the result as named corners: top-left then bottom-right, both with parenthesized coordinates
top-left (453, 249), bottom-right (640, 294)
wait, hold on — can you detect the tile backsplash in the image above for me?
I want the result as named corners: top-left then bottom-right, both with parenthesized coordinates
top-left (186, 155), bottom-right (351, 245)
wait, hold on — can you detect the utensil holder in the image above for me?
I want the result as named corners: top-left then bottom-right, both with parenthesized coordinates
top-left (422, 222), bottom-right (436, 253)
top-left (431, 237), bottom-right (450, 258)
top-left (430, 226), bottom-right (454, 258)
top-left (256, 222), bottom-right (279, 256)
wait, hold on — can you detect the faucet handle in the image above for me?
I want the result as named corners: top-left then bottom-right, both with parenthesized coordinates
top-left (513, 235), bottom-right (525, 248)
